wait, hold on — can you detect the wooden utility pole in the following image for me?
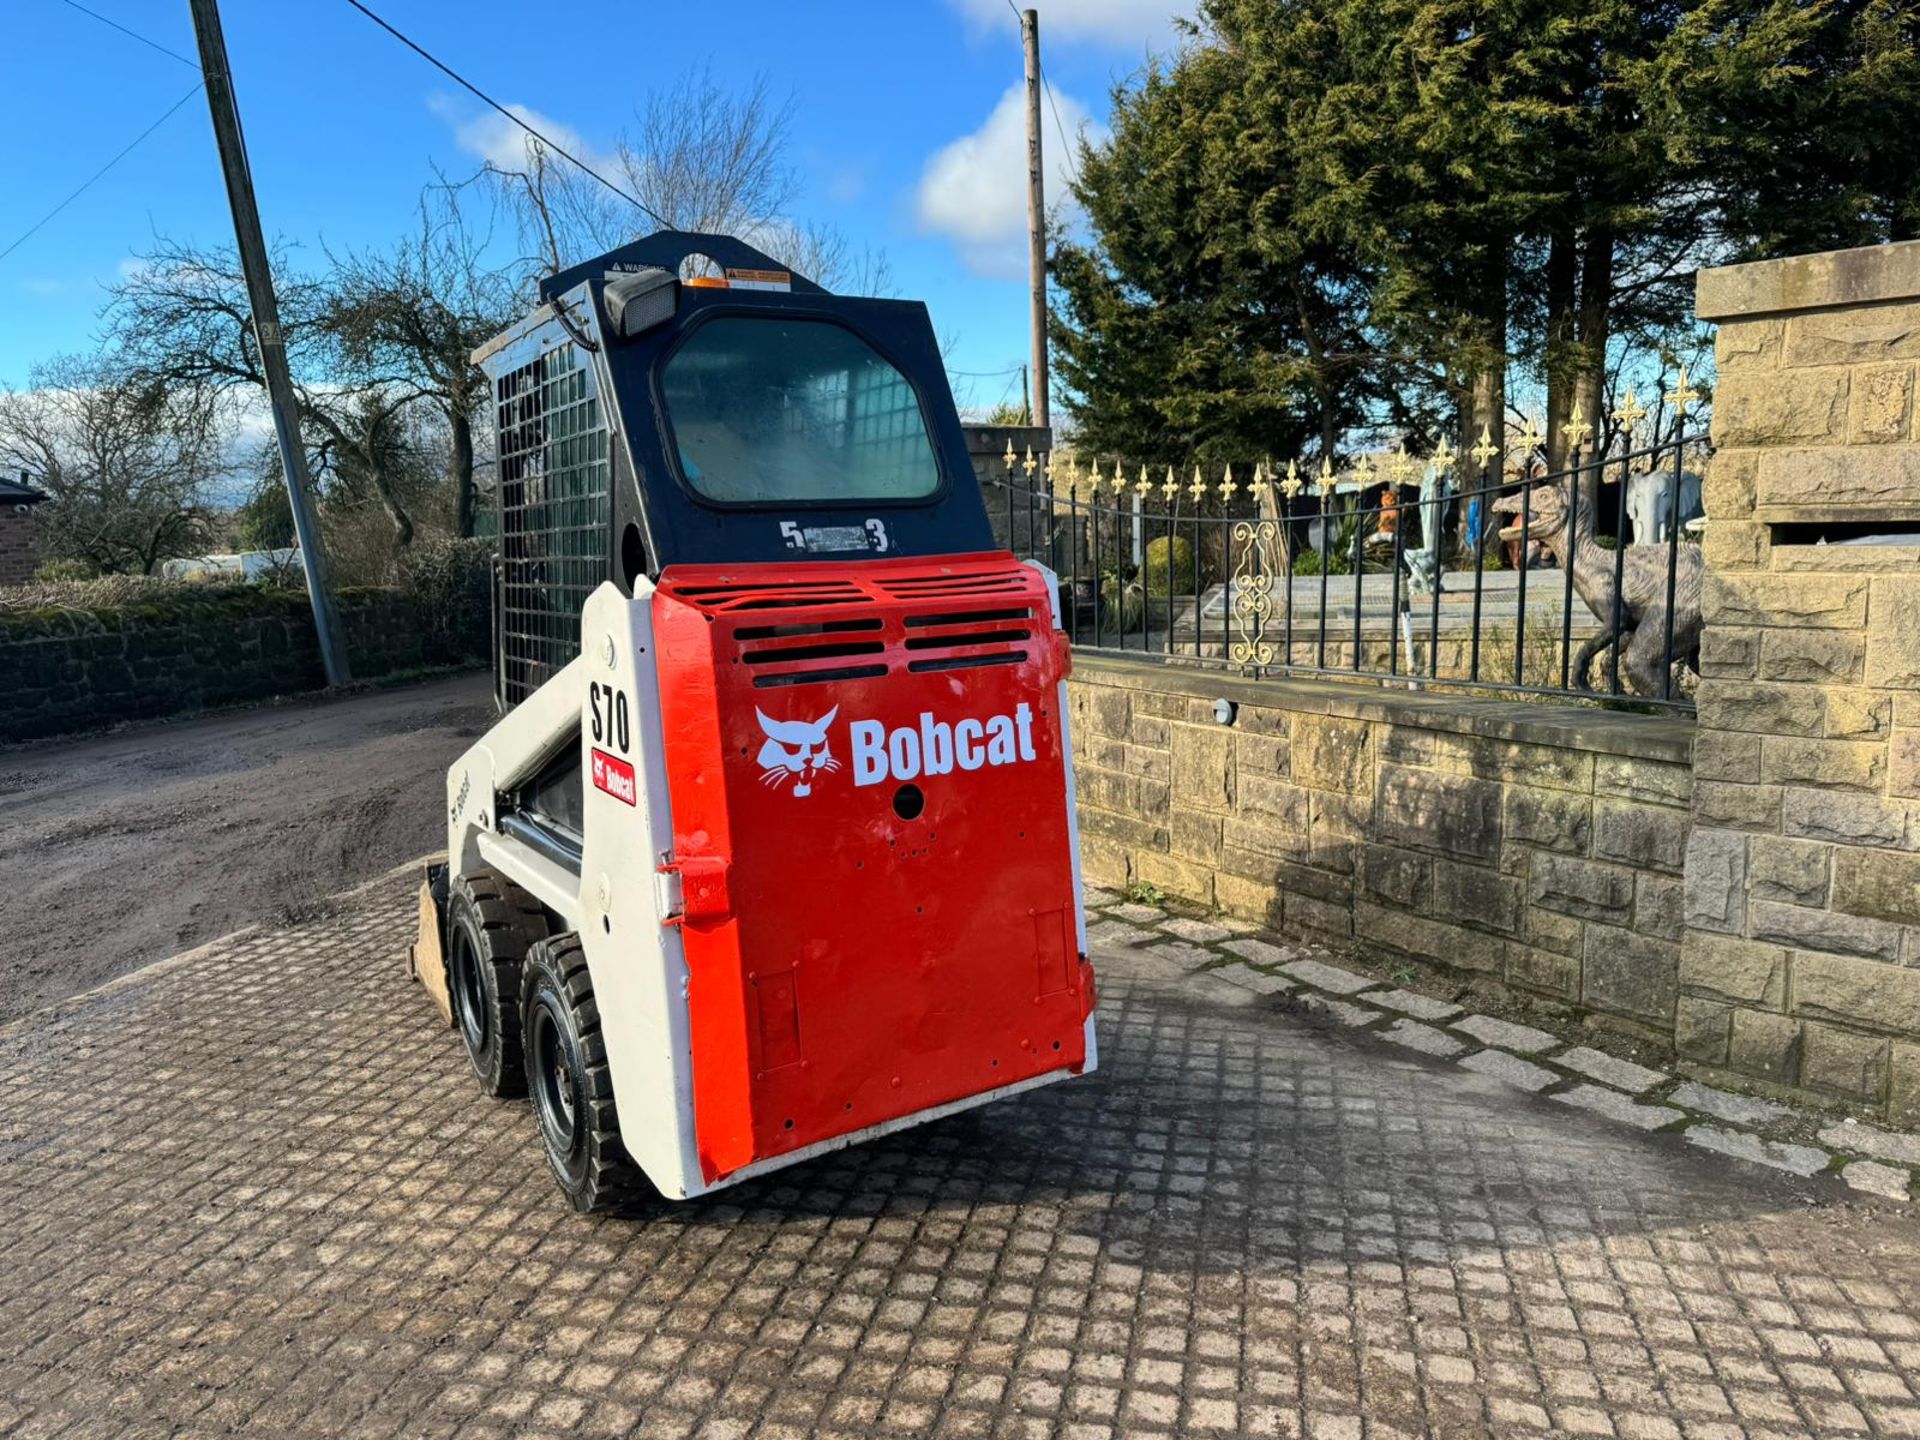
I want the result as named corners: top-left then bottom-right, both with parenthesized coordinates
top-left (187, 0), bottom-right (350, 686)
top-left (1020, 9), bottom-right (1049, 432)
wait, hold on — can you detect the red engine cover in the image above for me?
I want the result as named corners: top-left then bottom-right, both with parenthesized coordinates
top-left (652, 552), bottom-right (1091, 1183)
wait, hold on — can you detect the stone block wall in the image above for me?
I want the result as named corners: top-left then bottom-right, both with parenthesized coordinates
top-left (1069, 657), bottom-right (1695, 1039)
top-left (1686, 242), bottom-right (1920, 1125)
top-left (963, 423), bottom-right (1053, 555)
top-left (0, 586), bottom-right (486, 743)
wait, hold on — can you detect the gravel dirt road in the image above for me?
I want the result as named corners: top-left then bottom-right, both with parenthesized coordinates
top-left (0, 672), bottom-right (494, 1023)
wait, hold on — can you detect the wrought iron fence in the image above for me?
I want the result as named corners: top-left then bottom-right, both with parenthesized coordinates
top-left (997, 397), bottom-right (1707, 711)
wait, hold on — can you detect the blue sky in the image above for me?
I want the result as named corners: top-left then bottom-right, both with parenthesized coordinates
top-left (3, 0), bottom-right (1194, 412)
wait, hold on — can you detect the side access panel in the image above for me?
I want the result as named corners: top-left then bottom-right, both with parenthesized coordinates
top-left (651, 553), bottom-right (1093, 1185)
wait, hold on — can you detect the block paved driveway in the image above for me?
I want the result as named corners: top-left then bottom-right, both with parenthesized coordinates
top-left (4, 875), bottom-right (1920, 1440)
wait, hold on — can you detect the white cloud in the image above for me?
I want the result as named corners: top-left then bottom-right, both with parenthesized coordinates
top-left (915, 82), bottom-right (1098, 278)
top-left (947, 0), bottom-right (1194, 50)
top-left (431, 95), bottom-right (610, 174)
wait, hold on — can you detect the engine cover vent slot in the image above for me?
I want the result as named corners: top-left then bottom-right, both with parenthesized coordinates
top-left (741, 639), bottom-right (888, 665)
top-left (735, 618), bottom-right (883, 640)
top-left (903, 628), bottom-right (1031, 651)
top-left (904, 607), bottom-right (1032, 628)
top-left (907, 653), bottom-right (1026, 674)
top-left (751, 664), bottom-right (889, 689)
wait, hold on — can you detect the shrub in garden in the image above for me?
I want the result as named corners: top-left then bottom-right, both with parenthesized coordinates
top-left (398, 536), bottom-right (494, 665)
top-left (1142, 534), bottom-right (1198, 595)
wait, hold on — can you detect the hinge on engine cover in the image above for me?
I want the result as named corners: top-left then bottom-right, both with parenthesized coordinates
top-left (657, 855), bottom-right (732, 926)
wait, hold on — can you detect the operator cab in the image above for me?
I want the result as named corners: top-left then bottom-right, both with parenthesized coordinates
top-left (482, 232), bottom-right (990, 622)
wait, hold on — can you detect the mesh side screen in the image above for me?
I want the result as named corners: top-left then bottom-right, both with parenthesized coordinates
top-left (495, 343), bottom-right (610, 706)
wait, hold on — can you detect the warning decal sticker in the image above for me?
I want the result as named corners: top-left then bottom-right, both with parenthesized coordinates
top-left (725, 267), bottom-right (793, 292)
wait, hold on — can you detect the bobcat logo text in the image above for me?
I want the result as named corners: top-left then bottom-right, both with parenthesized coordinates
top-left (754, 704), bottom-right (1039, 798)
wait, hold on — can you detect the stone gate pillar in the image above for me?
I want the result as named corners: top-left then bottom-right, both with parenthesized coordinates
top-left (1687, 241), bottom-right (1920, 1122)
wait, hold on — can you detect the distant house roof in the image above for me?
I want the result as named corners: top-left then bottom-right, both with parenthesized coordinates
top-left (0, 475), bottom-right (47, 505)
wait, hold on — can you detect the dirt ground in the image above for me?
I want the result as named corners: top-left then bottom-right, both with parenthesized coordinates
top-left (0, 672), bottom-right (495, 1024)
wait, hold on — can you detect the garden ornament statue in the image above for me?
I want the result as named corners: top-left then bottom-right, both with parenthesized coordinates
top-left (1492, 479), bottom-right (1703, 698)
top-left (1624, 461), bottom-right (1704, 545)
top-left (1400, 459), bottom-right (1453, 597)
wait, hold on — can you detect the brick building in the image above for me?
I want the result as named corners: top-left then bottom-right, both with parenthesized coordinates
top-left (0, 475), bottom-right (48, 586)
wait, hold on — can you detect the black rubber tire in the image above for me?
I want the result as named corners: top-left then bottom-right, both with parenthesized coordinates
top-left (520, 933), bottom-right (648, 1214)
top-left (446, 867), bottom-right (545, 1098)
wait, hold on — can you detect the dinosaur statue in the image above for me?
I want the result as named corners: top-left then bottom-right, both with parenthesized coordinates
top-left (1492, 479), bottom-right (1703, 698)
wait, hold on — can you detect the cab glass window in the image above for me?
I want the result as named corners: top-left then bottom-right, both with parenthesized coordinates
top-left (662, 317), bottom-right (942, 504)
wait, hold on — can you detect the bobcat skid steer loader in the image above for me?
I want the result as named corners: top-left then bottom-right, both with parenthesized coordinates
top-left (407, 233), bottom-right (1096, 1212)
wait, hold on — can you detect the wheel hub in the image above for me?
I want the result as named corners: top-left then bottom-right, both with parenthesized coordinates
top-left (533, 1006), bottom-right (579, 1153)
top-left (452, 930), bottom-right (487, 1053)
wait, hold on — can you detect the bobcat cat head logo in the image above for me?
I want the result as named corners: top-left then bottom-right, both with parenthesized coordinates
top-left (755, 707), bottom-right (840, 797)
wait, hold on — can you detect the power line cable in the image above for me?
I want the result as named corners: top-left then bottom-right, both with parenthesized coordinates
top-left (947, 364), bottom-right (1026, 379)
top-left (1038, 67), bottom-right (1083, 189)
top-left (339, 0), bottom-right (670, 231)
top-left (56, 0), bottom-right (201, 70)
top-left (998, 368), bottom-right (1024, 413)
top-left (0, 82), bottom-right (205, 265)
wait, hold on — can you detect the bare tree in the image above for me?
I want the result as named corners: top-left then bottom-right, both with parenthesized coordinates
top-left (308, 387), bottom-right (432, 548)
top-left (327, 177), bottom-right (519, 536)
top-left (489, 138), bottom-right (624, 280)
top-left (308, 397), bottom-right (449, 574)
top-left (0, 353), bottom-right (225, 575)
top-left (488, 65), bottom-right (889, 293)
top-left (624, 66), bottom-right (799, 235)
top-left (107, 238), bottom-right (430, 549)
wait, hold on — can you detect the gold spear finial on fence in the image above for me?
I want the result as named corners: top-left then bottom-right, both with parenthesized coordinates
top-left (1135, 464), bottom-right (1152, 497)
top-left (1022, 446), bottom-right (1037, 479)
top-left (1349, 450), bottom-right (1376, 489)
top-left (1110, 459), bottom-right (1126, 496)
top-left (1161, 465), bottom-right (1179, 502)
top-left (1470, 424), bottom-right (1499, 470)
top-left (1063, 453), bottom-right (1079, 501)
top-left (1517, 415), bottom-right (1545, 459)
top-left (1281, 457), bottom-right (1303, 499)
top-left (1665, 364), bottom-right (1696, 420)
top-left (1612, 386), bottom-right (1648, 432)
top-left (1003, 439), bottom-right (1016, 470)
top-left (1388, 444), bottom-right (1417, 486)
top-left (1189, 463), bottom-right (1207, 503)
top-left (1316, 456), bottom-right (1335, 496)
top-left (1219, 464), bottom-right (1238, 502)
top-left (1562, 403), bottom-right (1593, 452)
top-left (1431, 444), bottom-right (1455, 477)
